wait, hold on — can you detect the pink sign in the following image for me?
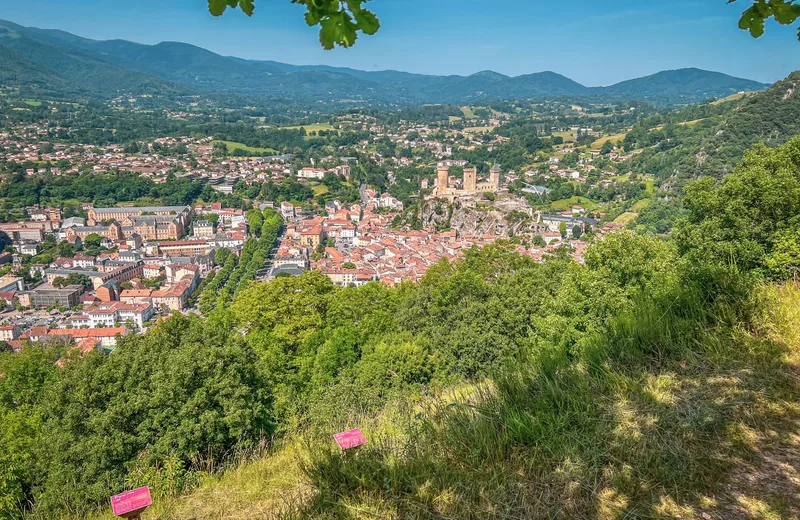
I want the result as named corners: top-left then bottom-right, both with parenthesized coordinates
top-left (111, 486), bottom-right (152, 518)
top-left (334, 428), bottom-right (367, 450)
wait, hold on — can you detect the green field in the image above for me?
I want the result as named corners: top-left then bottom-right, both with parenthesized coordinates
top-left (283, 123), bottom-right (334, 133)
top-left (552, 131), bottom-right (576, 143)
top-left (548, 196), bottom-right (597, 212)
top-left (312, 184), bottom-right (329, 196)
top-left (213, 141), bottom-right (277, 155)
top-left (464, 126), bottom-right (494, 134)
top-left (24, 99), bottom-right (42, 107)
top-left (460, 106), bottom-right (476, 118)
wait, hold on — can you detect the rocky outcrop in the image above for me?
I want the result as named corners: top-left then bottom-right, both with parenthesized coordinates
top-left (419, 198), bottom-right (547, 238)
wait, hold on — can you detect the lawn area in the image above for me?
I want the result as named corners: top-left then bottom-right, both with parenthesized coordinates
top-left (592, 131), bottom-right (628, 148)
top-left (448, 116), bottom-right (462, 122)
top-left (24, 99), bottom-right (42, 107)
top-left (311, 184), bottom-right (329, 196)
top-left (548, 196), bottom-right (597, 212)
top-left (464, 126), bottom-right (494, 134)
top-left (282, 123), bottom-right (334, 133)
top-left (678, 118), bottom-right (705, 127)
top-left (213, 141), bottom-right (277, 155)
top-left (460, 106), bottom-right (475, 118)
top-left (613, 212), bottom-right (637, 225)
top-left (552, 131), bottom-right (576, 143)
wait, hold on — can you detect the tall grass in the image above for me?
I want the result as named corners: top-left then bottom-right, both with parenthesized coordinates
top-left (299, 273), bottom-right (800, 519)
top-left (99, 276), bottom-right (800, 519)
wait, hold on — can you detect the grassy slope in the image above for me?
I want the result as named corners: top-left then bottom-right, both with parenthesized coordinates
top-left (592, 132), bottom-right (629, 148)
top-left (87, 282), bottom-right (800, 520)
top-left (548, 195), bottom-right (597, 211)
top-left (212, 140), bottom-right (277, 155)
top-left (711, 91), bottom-right (759, 105)
top-left (282, 123), bottom-right (334, 133)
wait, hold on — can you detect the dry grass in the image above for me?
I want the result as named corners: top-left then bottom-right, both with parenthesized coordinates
top-left (613, 212), bottom-right (637, 225)
top-left (552, 131), bottom-right (576, 143)
top-left (281, 123), bottom-right (334, 133)
top-left (463, 126), bottom-right (495, 134)
top-left (311, 184), bottom-right (329, 196)
top-left (631, 199), bottom-right (652, 212)
top-left (592, 132), bottom-right (628, 148)
top-left (712, 92), bottom-right (761, 105)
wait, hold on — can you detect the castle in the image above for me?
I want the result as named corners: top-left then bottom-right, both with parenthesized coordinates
top-left (431, 163), bottom-right (501, 200)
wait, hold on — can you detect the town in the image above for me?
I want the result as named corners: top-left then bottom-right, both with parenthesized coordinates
top-left (0, 102), bottom-right (643, 353)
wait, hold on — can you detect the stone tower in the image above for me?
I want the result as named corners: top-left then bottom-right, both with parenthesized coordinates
top-left (463, 166), bottom-right (477, 193)
top-left (436, 166), bottom-right (450, 196)
top-left (489, 163), bottom-right (501, 191)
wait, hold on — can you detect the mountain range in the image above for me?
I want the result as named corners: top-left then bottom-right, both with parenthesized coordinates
top-left (0, 19), bottom-right (771, 107)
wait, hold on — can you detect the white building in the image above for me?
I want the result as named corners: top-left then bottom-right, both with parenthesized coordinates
top-left (297, 167), bottom-right (326, 180)
top-left (281, 201), bottom-right (296, 219)
top-left (72, 302), bottom-right (154, 330)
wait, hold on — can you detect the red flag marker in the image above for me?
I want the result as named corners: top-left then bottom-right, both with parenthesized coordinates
top-left (334, 428), bottom-right (367, 450)
top-left (111, 486), bottom-right (152, 519)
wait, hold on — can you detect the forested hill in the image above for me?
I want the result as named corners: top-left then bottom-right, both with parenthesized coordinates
top-left (0, 20), bottom-right (190, 99)
top-left (0, 45), bottom-right (82, 99)
top-left (0, 18), bottom-right (769, 106)
top-left (624, 70), bottom-right (800, 183)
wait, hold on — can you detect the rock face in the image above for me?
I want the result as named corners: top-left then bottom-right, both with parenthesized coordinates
top-left (419, 198), bottom-right (547, 238)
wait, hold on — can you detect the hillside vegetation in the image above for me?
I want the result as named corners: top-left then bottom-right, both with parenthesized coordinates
top-left (625, 71), bottom-right (800, 184)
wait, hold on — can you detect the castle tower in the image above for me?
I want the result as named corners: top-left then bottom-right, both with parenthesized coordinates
top-left (436, 166), bottom-right (450, 196)
top-left (489, 163), bottom-right (501, 191)
top-left (463, 166), bottom-right (477, 193)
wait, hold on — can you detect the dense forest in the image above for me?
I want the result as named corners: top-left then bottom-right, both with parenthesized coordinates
top-left (1, 135), bottom-right (799, 518)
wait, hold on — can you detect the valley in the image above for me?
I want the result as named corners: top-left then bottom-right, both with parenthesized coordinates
top-left (1, 6), bottom-right (800, 520)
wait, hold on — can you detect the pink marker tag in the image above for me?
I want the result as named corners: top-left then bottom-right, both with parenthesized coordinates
top-left (334, 428), bottom-right (367, 450)
top-left (111, 486), bottom-right (152, 518)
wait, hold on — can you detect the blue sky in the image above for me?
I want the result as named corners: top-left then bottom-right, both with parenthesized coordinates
top-left (3, 0), bottom-right (799, 85)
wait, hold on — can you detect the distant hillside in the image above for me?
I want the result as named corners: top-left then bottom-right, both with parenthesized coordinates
top-left (600, 68), bottom-right (766, 104)
top-left (0, 19), bottom-right (771, 106)
top-left (625, 71), bottom-right (800, 181)
top-left (0, 44), bottom-right (80, 98)
top-left (0, 20), bottom-right (189, 99)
